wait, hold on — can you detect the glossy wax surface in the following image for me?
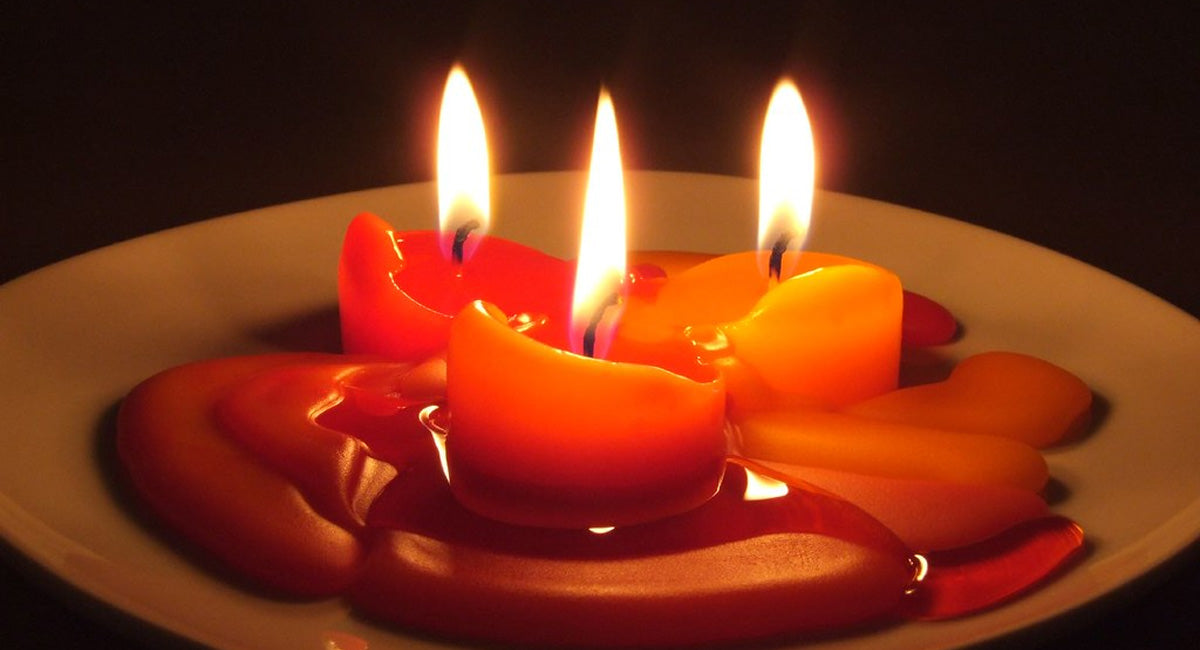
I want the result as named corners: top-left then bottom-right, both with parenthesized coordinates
top-left (117, 353), bottom-right (928, 647)
top-left (615, 251), bottom-right (904, 409)
top-left (7, 7), bottom-right (1196, 645)
top-left (445, 301), bottom-right (728, 529)
top-left (845, 351), bottom-right (1093, 448)
top-left (733, 348), bottom-right (1093, 497)
top-left (339, 213), bottom-right (573, 361)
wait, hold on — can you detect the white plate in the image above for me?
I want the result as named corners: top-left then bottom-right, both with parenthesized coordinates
top-left (1, 171), bottom-right (1197, 650)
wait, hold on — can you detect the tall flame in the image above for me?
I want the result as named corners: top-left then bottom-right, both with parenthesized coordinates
top-left (758, 79), bottom-right (815, 279)
top-left (570, 89), bottom-right (627, 358)
top-left (437, 65), bottom-right (490, 263)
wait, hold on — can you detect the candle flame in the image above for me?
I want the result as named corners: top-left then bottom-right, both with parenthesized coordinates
top-left (570, 89), bottom-right (627, 358)
top-left (437, 65), bottom-right (490, 263)
top-left (758, 79), bottom-right (815, 280)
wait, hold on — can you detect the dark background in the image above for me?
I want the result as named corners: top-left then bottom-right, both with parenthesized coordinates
top-left (2, 1), bottom-right (1196, 648)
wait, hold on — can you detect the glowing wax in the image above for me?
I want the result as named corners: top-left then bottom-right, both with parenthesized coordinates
top-left (338, 212), bottom-right (573, 361)
top-left (845, 351), bottom-right (1093, 447)
top-left (445, 300), bottom-right (727, 529)
top-left (733, 407), bottom-right (1049, 492)
top-left (613, 251), bottom-right (903, 409)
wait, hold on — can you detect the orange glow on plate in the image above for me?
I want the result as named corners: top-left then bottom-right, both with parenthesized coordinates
top-left (570, 89), bottom-right (628, 357)
top-left (437, 65), bottom-right (490, 261)
top-left (758, 79), bottom-right (815, 277)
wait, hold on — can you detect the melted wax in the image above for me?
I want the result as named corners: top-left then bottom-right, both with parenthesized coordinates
top-left (117, 243), bottom-right (1089, 646)
top-left (118, 341), bottom-right (1086, 647)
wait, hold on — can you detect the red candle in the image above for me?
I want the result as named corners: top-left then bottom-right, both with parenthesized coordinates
top-left (339, 66), bottom-right (574, 361)
top-left (339, 214), bottom-right (572, 360)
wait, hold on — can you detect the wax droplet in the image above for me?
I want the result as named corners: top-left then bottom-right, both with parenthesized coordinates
top-left (684, 324), bottom-right (731, 361)
top-left (418, 405), bottom-right (451, 482)
top-left (906, 553), bottom-right (930, 594)
top-left (626, 263), bottom-right (668, 300)
top-left (902, 290), bottom-right (958, 346)
top-left (904, 516), bottom-right (1084, 618)
top-left (629, 262), bottom-right (667, 281)
top-left (322, 630), bottom-right (369, 650)
top-left (507, 311), bottom-right (549, 334)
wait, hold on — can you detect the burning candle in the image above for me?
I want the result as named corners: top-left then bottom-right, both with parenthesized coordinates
top-left (114, 69), bottom-right (1093, 648)
top-left (444, 91), bottom-right (728, 529)
top-left (610, 81), bottom-right (902, 410)
top-left (338, 67), bottom-right (573, 361)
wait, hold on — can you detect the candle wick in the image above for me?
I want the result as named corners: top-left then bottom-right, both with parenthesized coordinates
top-left (768, 233), bottom-right (793, 282)
top-left (452, 219), bottom-right (482, 265)
top-left (582, 292), bottom-right (621, 358)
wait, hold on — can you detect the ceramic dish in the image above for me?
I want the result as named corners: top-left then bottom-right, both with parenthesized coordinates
top-left (1, 171), bottom-right (1197, 649)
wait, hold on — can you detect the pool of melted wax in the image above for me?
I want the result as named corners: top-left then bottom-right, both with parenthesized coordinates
top-left (317, 400), bottom-right (917, 647)
top-left (906, 515), bottom-right (1086, 619)
top-left (315, 378), bottom-right (1086, 647)
top-left (122, 354), bottom-right (1085, 648)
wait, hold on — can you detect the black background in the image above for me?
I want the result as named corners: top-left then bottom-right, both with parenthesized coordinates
top-left (2, 2), bottom-right (1197, 648)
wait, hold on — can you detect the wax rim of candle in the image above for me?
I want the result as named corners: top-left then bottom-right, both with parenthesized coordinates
top-left (465, 299), bottom-right (723, 384)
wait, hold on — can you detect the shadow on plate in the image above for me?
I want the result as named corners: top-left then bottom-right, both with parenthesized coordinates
top-left (252, 305), bottom-right (342, 353)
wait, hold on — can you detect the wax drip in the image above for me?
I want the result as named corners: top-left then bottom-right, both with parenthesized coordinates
top-left (905, 554), bottom-right (930, 595)
top-left (768, 232), bottom-right (793, 281)
top-left (582, 292), bottom-right (621, 358)
top-left (418, 404), bottom-right (452, 482)
top-left (451, 219), bottom-right (482, 265)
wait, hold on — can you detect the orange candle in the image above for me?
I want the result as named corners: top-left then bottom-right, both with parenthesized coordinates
top-left (610, 81), bottom-right (902, 409)
top-left (445, 300), bottom-right (727, 528)
top-left (613, 252), bottom-right (902, 410)
top-left (443, 90), bottom-right (728, 529)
